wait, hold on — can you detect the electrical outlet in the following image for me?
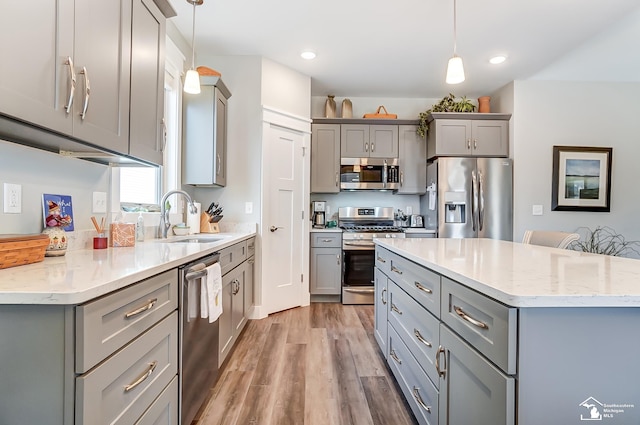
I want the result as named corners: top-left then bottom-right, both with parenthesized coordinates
top-left (245, 202), bottom-right (253, 214)
top-left (92, 192), bottom-right (107, 213)
top-left (3, 183), bottom-right (21, 214)
top-left (406, 206), bottom-right (413, 215)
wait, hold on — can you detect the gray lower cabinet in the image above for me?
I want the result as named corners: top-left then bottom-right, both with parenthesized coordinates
top-left (245, 237), bottom-right (256, 316)
top-left (183, 77), bottom-right (231, 186)
top-left (310, 232), bottom-right (342, 296)
top-left (397, 125), bottom-right (427, 194)
top-left (311, 124), bottom-right (340, 193)
top-left (218, 239), bottom-right (251, 367)
top-left (373, 268), bottom-right (388, 358)
top-left (0, 268), bottom-right (179, 425)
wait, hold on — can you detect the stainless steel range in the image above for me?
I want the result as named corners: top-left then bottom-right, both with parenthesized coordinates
top-left (339, 207), bottom-right (405, 304)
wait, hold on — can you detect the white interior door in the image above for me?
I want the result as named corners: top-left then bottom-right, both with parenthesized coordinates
top-left (262, 123), bottom-right (305, 315)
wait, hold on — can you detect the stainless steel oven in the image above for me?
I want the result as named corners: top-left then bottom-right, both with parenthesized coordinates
top-left (339, 207), bottom-right (405, 304)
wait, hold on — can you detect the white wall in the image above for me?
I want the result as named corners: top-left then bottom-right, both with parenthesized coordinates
top-left (508, 81), bottom-right (640, 249)
top-left (0, 140), bottom-right (110, 242)
top-left (262, 59), bottom-right (311, 118)
top-left (311, 96), bottom-right (444, 120)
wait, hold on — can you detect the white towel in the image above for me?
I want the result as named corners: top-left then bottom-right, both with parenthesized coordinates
top-left (201, 263), bottom-right (223, 323)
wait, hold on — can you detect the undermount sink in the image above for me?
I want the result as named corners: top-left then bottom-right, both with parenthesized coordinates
top-left (167, 236), bottom-right (225, 243)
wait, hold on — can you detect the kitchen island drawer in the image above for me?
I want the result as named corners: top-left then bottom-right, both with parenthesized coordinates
top-left (388, 281), bottom-right (440, 386)
top-left (135, 375), bottom-right (178, 425)
top-left (76, 311), bottom-right (178, 425)
top-left (311, 232), bottom-right (342, 248)
top-left (388, 325), bottom-right (439, 425)
top-left (387, 250), bottom-right (441, 317)
top-left (375, 246), bottom-right (391, 275)
top-left (246, 237), bottom-right (256, 258)
top-left (220, 240), bottom-right (247, 275)
top-left (441, 277), bottom-right (517, 374)
top-left (76, 269), bottom-right (178, 373)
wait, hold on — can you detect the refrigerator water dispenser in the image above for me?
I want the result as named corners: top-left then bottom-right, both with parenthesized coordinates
top-left (445, 203), bottom-right (465, 223)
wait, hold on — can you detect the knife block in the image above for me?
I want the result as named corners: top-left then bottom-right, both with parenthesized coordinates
top-left (200, 213), bottom-right (220, 233)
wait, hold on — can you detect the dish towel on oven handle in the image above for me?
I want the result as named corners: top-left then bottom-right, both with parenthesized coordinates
top-left (201, 262), bottom-right (223, 323)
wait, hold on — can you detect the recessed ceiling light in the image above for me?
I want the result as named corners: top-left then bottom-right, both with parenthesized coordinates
top-left (301, 50), bottom-right (316, 60)
top-left (489, 55), bottom-right (507, 65)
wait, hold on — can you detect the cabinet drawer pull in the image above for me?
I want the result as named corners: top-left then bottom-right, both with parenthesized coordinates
top-left (381, 288), bottom-right (387, 305)
top-left (435, 345), bottom-right (447, 378)
top-left (376, 256), bottom-right (386, 263)
top-left (414, 281), bottom-right (432, 294)
top-left (390, 303), bottom-right (403, 315)
top-left (79, 66), bottom-right (90, 120)
top-left (321, 239), bottom-right (333, 242)
top-left (414, 329), bottom-right (432, 347)
top-left (412, 386), bottom-right (432, 413)
top-left (391, 265), bottom-right (403, 275)
top-left (336, 254), bottom-right (340, 265)
top-left (64, 56), bottom-right (76, 114)
top-left (124, 361), bottom-right (157, 392)
top-left (125, 298), bottom-right (158, 318)
top-left (390, 349), bottom-right (401, 364)
top-left (454, 305), bottom-right (489, 329)
top-left (335, 172), bottom-right (339, 187)
top-left (371, 142), bottom-right (375, 152)
top-left (474, 139), bottom-right (478, 149)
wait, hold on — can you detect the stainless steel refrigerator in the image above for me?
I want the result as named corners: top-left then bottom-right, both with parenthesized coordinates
top-left (421, 157), bottom-right (513, 240)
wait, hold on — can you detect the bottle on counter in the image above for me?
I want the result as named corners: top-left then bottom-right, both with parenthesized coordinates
top-left (136, 212), bottom-right (145, 242)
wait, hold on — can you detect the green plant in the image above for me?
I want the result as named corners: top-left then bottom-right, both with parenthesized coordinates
top-left (417, 93), bottom-right (476, 138)
top-left (570, 226), bottom-right (640, 257)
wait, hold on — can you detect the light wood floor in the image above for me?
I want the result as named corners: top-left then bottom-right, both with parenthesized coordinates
top-left (193, 303), bottom-right (417, 425)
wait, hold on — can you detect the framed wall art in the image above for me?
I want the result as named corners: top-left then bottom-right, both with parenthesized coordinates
top-left (551, 146), bottom-right (612, 212)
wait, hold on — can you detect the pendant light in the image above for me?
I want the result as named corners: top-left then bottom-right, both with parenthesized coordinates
top-left (183, 0), bottom-right (203, 94)
top-left (446, 0), bottom-right (465, 84)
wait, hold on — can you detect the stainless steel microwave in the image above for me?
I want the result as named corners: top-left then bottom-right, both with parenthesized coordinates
top-left (340, 158), bottom-right (399, 190)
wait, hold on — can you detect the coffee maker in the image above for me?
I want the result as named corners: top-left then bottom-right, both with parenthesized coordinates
top-left (312, 201), bottom-right (326, 228)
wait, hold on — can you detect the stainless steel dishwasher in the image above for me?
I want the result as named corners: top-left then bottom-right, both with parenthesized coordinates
top-left (179, 252), bottom-right (220, 425)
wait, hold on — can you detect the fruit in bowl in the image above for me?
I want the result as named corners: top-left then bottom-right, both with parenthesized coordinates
top-left (172, 225), bottom-right (190, 236)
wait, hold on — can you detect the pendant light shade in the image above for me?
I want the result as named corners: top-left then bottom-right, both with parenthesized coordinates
top-left (184, 0), bottom-right (203, 94)
top-left (446, 0), bottom-right (465, 84)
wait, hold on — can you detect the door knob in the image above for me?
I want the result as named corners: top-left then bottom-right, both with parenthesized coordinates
top-left (269, 226), bottom-right (282, 232)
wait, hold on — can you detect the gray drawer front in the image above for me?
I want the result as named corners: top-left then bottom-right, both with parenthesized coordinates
top-left (246, 237), bottom-right (256, 258)
top-left (76, 269), bottom-right (178, 373)
top-left (441, 277), bottom-right (517, 374)
top-left (387, 250), bottom-right (441, 317)
top-left (310, 232), bottom-right (342, 248)
top-left (220, 241), bottom-right (247, 276)
top-left (388, 325), bottom-right (439, 425)
top-left (388, 281), bottom-right (440, 386)
top-left (135, 375), bottom-right (178, 425)
top-left (76, 312), bottom-right (178, 425)
top-left (374, 246), bottom-right (391, 275)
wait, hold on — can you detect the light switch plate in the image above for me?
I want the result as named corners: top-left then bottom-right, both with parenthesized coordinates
top-left (3, 183), bottom-right (21, 213)
top-left (245, 202), bottom-right (253, 214)
top-left (532, 205), bottom-right (543, 216)
top-left (92, 192), bottom-right (107, 213)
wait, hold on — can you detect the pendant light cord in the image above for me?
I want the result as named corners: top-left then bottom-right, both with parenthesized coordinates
top-left (453, 0), bottom-right (457, 56)
top-left (191, 1), bottom-right (196, 69)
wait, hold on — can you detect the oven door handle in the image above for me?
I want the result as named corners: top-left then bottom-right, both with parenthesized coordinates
top-left (343, 287), bottom-right (375, 294)
top-left (343, 241), bottom-right (376, 247)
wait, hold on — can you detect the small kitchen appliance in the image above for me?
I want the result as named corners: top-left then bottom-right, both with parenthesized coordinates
top-left (312, 201), bottom-right (326, 228)
top-left (409, 214), bottom-right (424, 228)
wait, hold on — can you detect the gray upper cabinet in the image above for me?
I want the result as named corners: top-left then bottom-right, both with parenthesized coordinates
top-left (397, 125), bottom-right (426, 194)
top-left (426, 113), bottom-right (510, 159)
top-left (183, 77), bottom-right (231, 186)
top-left (311, 124), bottom-right (340, 193)
top-left (341, 124), bottom-right (398, 158)
top-left (129, 0), bottom-right (166, 165)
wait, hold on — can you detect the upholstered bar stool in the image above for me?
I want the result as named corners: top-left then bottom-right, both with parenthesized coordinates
top-left (522, 230), bottom-right (580, 249)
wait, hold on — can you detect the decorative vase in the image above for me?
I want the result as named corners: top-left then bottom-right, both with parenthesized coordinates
top-left (325, 95), bottom-right (337, 118)
top-left (341, 98), bottom-right (353, 118)
top-left (478, 96), bottom-right (491, 113)
top-left (42, 226), bottom-right (68, 257)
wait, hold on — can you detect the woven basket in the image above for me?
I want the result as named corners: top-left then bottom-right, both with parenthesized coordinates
top-left (0, 234), bottom-right (50, 269)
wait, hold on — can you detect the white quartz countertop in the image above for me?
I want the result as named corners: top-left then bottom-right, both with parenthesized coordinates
top-left (0, 231), bottom-right (255, 305)
top-left (375, 238), bottom-right (640, 308)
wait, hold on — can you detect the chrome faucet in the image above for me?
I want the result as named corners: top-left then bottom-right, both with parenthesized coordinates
top-left (158, 190), bottom-right (197, 238)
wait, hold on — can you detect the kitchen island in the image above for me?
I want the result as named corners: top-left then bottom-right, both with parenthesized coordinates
top-left (374, 237), bottom-right (640, 425)
top-left (0, 229), bottom-right (255, 425)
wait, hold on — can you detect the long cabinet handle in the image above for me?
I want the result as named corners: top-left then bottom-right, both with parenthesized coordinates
top-left (414, 281), bottom-right (432, 294)
top-left (467, 138), bottom-right (471, 150)
top-left (335, 172), bottom-right (339, 187)
top-left (64, 57), bottom-right (76, 114)
top-left (391, 265), bottom-right (403, 275)
top-left (125, 298), bottom-right (158, 318)
top-left (79, 67), bottom-right (90, 120)
top-left (390, 349), bottom-right (401, 364)
top-left (390, 303), bottom-right (403, 315)
top-left (412, 387), bottom-right (432, 413)
top-left (414, 328), bottom-right (432, 347)
top-left (454, 305), bottom-right (489, 329)
top-left (381, 288), bottom-right (387, 305)
top-left (336, 254), bottom-right (340, 265)
top-left (217, 154), bottom-right (221, 176)
top-left (474, 139), bottom-right (478, 150)
top-left (376, 256), bottom-right (386, 263)
top-left (371, 142), bottom-right (375, 152)
top-left (161, 117), bottom-right (167, 152)
top-left (124, 361), bottom-right (157, 392)
top-left (435, 345), bottom-right (446, 378)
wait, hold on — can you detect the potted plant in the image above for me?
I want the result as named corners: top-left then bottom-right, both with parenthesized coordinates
top-left (417, 93), bottom-right (476, 138)
top-left (570, 226), bottom-right (640, 257)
